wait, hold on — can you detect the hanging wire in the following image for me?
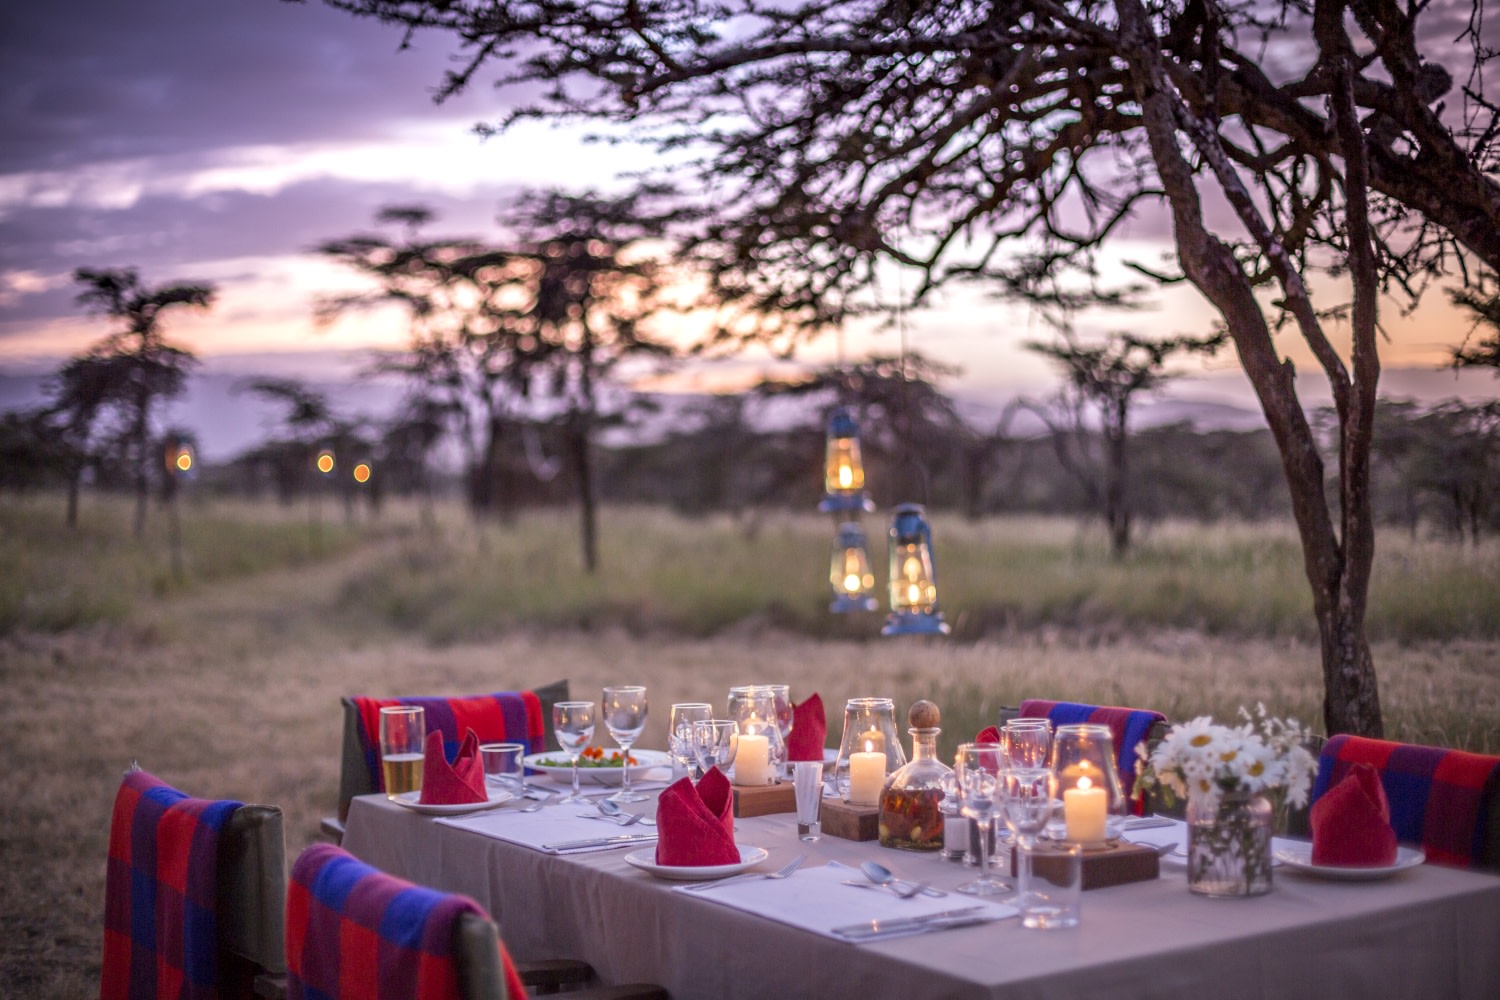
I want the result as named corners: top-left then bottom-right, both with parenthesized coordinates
top-left (891, 235), bottom-right (930, 506)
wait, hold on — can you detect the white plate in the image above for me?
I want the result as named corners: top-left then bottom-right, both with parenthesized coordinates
top-left (391, 788), bottom-right (513, 816)
top-left (525, 749), bottom-right (671, 787)
top-left (1273, 843), bottom-right (1426, 880)
top-left (623, 845), bottom-right (770, 880)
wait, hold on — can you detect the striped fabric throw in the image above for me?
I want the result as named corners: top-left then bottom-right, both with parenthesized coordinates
top-left (101, 770), bottom-right (242, 1000)
top-left (286, 844), bottom-right (525, 1000)
top-left (1312, 735), bottom-right (1500, 868)
top-left (352, 691), bottom-right (544, 794)
top-left (1018, 699), bottom-right (1166, 804)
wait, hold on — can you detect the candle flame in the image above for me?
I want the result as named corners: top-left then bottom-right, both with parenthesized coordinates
top-left (838, 465), bottom-right (853, 488)
top-left (864, 740), bottom-right (874, 754)
top-left (1077, 775), bottom-right (1093, 791)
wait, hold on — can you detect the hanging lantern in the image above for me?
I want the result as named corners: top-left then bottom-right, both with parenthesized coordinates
top-left (882, 503), bottom-right (950, 636)
top-left (353, 462), bottom-right (372, 485)
top-left (316, 450), bottom-right (336, 475)
top-left (819, 407), bottom-right (874, 513)
top-left (165, 441), bottom-right (194, 476)
top-left (828, 521), bottom-right (878, 613)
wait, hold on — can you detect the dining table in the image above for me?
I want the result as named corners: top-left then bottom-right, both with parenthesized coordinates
top-left (342, 779), bottom-right (1500, 1000)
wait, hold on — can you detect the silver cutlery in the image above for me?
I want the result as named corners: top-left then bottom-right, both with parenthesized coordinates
top-left (579, 811), bottom-right (655, 827)
top-left (681, 853), bottom-right (807, 892)
top-left (859, 860), bottom-right (948, 898)
top-left (840, 880), bottom-right (933, 899)
top-left (542, 833), bottom-right (658, 851)
top-left (832, 906), bottom-right (998, 941)
top-left (1122, 817), bottom-right (1177, 831)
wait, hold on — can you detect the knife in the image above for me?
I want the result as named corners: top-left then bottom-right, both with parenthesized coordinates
top-left (1122, 816), bottom-right (1177, 831)
top-left (831, 906), bottom-right (989, 939)
top-left (542, 833), bottom-right (658, 851)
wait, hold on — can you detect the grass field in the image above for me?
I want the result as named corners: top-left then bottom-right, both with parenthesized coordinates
top-left (2, 493), bottom-right (1497, 996)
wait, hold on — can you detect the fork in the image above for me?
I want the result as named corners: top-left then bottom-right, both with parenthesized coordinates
top-left (681, 853), bottom-right (807, 892)
top-left (580, 812), bottom-right (656, 827)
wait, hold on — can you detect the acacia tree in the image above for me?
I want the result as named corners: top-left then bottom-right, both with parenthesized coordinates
top-left (318, 0), bottom-right (1500, 737)
top-left (72, 268), bottom-right (214, 538)
top-left (1028, 331), bottom-right (1226, 557)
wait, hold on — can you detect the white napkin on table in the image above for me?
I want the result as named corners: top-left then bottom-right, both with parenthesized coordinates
top-left (673, 861), bottom-right (1016, 941)
top-left (438, 803), bottom-right (658, 855)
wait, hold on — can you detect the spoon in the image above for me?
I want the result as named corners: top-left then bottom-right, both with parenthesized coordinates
top-left (596, 800), bottom-right (657, 826)
top-left (860, 860), bottom-right (947, 898)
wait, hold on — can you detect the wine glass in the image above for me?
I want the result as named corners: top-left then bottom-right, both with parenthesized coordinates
top-left (955, 742), bottom-right (1012, 896)
top-left (1004, 719), bottom-right (1052, 769)
top-left (669, 702), bottom-right (713, 779)
top-left (602, 685), bottom-right (649, 803)
top-left (767, 684), bottom-right (793, 778)
top-left (692, 719), bottom-right (738, 774)
top-left (552, 701), bottom-right (596, 804)
top-left (1001, 766), bottom-right (1058, 913)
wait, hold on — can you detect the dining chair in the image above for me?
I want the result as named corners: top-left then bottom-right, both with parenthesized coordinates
top-left (102, 767), bottom-right (287, 1000)
top-left (287, 844), bottom-right (667, 1000)
top-left (322, 679), bottom-right (570, 841)
top-left (1312, 734), bottom-right (1500, 871)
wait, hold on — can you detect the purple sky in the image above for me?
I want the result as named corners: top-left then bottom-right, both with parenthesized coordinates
top-left (0, 0), bottom-right (1494, 455)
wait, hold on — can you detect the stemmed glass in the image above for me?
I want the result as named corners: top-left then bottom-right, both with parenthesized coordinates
top-left (956, 742), bottom-right (1011, 896)
top-left (1001, 766), bottom-right (1058, 912)
top-left (669, 703), bottom-right (713, 779)
top-left (602, 685), bottom-right (649, 803)
top-left (767, 684), bottom-right (793, 778)
top-left (1004, 718), bottom-right (1052, 769)
top-left (552, 701), bottom-right (596, 805)
top-left (691, 719), bottom-right (739, 775)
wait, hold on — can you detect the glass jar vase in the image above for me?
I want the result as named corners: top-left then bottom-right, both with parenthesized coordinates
top-left (1186, 790), bottom-right (1274, 897)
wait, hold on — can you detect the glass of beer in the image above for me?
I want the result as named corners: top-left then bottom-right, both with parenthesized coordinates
top-left (379, 705), bottom-right (426, 798)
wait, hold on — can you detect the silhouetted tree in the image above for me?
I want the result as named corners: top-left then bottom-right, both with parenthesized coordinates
top-left (1451, 275), bottom-right (1500, 373)
top-left (71, 268), bottom-right (213, 537)
top-left (1027, 331), bottom-right (1226, 557)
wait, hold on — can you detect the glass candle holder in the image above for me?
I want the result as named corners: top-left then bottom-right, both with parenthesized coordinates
top-left (1049, 723), bottom-right (1126, 844)
top-left (833, 697), bottom-right (906, 804)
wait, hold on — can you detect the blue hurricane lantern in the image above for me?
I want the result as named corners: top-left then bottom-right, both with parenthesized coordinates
top-left (819, 406), bottom-right (875, 514)
top-left (829, 521), bottom-right (878, 613)
top-left (882, 503), bottom-right (951, 636)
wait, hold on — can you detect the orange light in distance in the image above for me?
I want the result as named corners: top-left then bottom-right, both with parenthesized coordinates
top-left (316, 451), bottom-right (335, 474)
top-left (353, 463), bottom-right (371, 484)
top-left (175, 451), bottom-right (193, 472)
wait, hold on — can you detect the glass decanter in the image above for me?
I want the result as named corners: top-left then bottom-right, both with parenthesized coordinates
top-left (878, 700), bottom-right (952, 851)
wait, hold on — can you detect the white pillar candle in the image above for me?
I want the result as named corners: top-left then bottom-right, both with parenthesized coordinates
top-left (1063, 775), bottom-right (1108, 843)
top-left (734, 734), bottom-right (771, 786)
top-left (848, 745), bottom-right (886, 806)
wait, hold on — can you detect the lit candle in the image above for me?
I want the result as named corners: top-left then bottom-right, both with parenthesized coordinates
top-left (848, 740), bottom-right (886, 806)
top-left (1063, 774), bottom-right (1108, 843)
top-left (734, 734), bottom-right (771, 787)
top-left (857, 728), bottom-right (885, 754)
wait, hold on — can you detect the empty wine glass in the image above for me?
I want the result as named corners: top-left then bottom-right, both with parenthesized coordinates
top-left (1004, 718), bottom-right (1052, 769)
top-left (1001, 766), bottom-right (1057, 913)
top-left (767, 684), bottom-right (793, 778)
top-left (692, 719), bottom-right (738, 774)
top-left (552, 701), bottom-right (596, 805)
top-left (669, 702), bottom-right (713, 779)
top-left (602, 685), bottom-right (649, 803)
top-left (956, 743), bottom-right (1012, 897)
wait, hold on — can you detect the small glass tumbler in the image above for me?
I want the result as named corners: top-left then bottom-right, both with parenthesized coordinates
top-left (1021, 842), bottom-right (1082, 929)
top-left (480, 742), bottom-right (524, 793)
top-left (794, 761), bottom-right (824, 841)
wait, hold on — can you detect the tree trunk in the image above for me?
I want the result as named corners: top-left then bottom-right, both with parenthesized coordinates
top-left (66, 465), bottom-right (81, 528)
top-left (132, 390), bottom-right (149, 539)
top-left (568, 412), bottom-right (598, 574)
top-left (1104, 397), bottom-right (1131, 558)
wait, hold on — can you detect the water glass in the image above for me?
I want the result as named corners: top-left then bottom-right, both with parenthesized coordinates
top-left (692, 719), bottom-right (739, 774)
top-left (378, 705), bottom-right (425, 799)
top-left (955, 743), bottom-right (1010, 896)
top-left (669, 703), bottom-right (713, 779)
top-left (552, 700), bottom-right (596, 804)
top-left (1022, 842), bottom-right (1082, 929)
top-left (1001, 766), bottom-right (1058, 919)
top-left (602, 685), bottom-right (649, 803)
top-left (480, 742), bottom-right (524, 793)
top-left (793, 761), bottom-right (824, 841)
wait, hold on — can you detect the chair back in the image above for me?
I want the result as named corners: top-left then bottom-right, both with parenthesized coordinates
top-left (102, 770), bottom-right (286, 1000)
top-left (1312, 734), bottom-right (1500, 870)
top-left (286, 843), bottom-right (524, 1000)
top-left (336, 680), bottom-right (569, 821)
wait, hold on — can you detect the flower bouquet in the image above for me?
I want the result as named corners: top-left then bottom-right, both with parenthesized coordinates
top-left (1135, 704), bottom-right (1318, 896)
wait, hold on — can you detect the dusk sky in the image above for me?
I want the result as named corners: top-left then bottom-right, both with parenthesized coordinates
top-left (1, 0), bottom-right (1494, 457)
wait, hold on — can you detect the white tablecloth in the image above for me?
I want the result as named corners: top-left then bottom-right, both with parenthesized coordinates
top-left (343, 794), bottom-right (1500, 1000)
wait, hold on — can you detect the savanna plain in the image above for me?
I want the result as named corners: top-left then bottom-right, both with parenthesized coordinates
top-left (3, 495), bottom-right (1498, 998)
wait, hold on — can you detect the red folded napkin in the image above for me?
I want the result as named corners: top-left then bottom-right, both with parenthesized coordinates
top-left (1311, 762), bottom-right (1398, 867)
top-left (419, 728), bottom-right (487, 805)
top-left (976, 726), bottom-right (1001, 744)
top-left (786, 693), bottom-right (827, 761)
top-left (654, 767), bottom-right (740, 867)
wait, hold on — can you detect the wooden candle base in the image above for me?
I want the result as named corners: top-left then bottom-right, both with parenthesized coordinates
top-left (732, 782), bottom-right (797, 818)
top-left (1010, 840), bottom-right (1160, 890)
top-left (821, 799), bottom-right (881, 841)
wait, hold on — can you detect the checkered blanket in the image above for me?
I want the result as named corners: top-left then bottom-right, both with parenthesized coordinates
top-left (352, 691), bottom-right (544, 793)
top-left (286, 843), bottom-right (524, 1000)
top-left (101, 770), bottom-right (242, 1000)
top-left (1018, 699), bottom-right (1166, 804)
top-left (1312, 735), bottom-right (1500, 868)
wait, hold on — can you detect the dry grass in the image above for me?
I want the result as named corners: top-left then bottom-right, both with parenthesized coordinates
top-left (3, 497), bottom-right (1498, 997)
